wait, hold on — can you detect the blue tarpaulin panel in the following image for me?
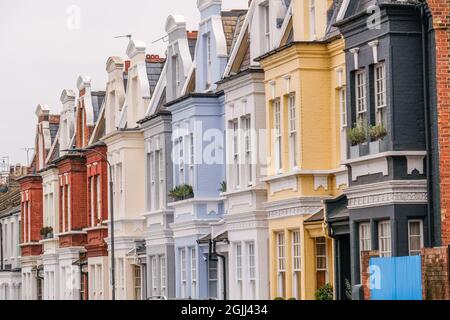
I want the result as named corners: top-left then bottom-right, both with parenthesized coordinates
top-left (370, 256), bottom-right (422, 300)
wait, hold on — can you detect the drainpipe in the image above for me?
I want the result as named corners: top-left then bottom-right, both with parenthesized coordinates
top-left (419, 1), bottom-right (433, 248)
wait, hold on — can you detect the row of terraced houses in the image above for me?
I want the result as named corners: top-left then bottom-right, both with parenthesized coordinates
top-left (1, 0), bottom-right (449, 300)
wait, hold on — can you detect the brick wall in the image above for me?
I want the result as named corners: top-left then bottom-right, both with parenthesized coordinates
top-left (18, 175), bottom-right (43, 256)
top-left (422, 247), bottom-right (450, 300)
top-left (427, 0), bottom-right (450, 245)
top-left (360, 250), bottom-right (380, 300)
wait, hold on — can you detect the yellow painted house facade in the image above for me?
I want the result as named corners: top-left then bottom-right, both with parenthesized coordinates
top-left (257, 0), bottom-right (348, 300)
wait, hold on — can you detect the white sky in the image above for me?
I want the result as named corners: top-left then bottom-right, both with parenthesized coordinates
top-left (0, 0), bottom-right (248, 165)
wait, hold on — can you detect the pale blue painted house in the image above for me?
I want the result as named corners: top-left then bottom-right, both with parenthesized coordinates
top-left (167, 0), bottom-right (246, 299)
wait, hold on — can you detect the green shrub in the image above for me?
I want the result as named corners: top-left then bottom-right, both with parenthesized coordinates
top-left (219, 181), bottom-right (227, 193)
top-left (315, 283), bottom-right (334, 301)
top-left (369, 125), bottom-right (387, 141)
top-left (169, 184), bottom-right (194, 201)
top-left (347, 125), bottom-right (367, 146)
top-left (40, 226), bottom-right (54, 238)
top-left (274, 297), bottom-right (285, 300)
top-left (345, 279), bottom-right (353, 300)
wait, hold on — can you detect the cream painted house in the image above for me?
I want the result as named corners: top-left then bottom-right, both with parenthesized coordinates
top-left (102, 40), bottom-right (165, 300)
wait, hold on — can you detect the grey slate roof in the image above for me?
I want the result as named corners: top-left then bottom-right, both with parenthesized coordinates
top-left (91, 91), bottom-right (105, 124)
top-left (49, 123), bottom-right (59, 144)
top-left (146, 60), bottom-right (166, 96)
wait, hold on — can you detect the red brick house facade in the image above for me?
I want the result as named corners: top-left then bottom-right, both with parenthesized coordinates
top-left (55, 154), bottom-right (88, 248)
top-left (18, 175), bottom-right (43, 257)
top-left (84, 145), bottom-right (109, 258)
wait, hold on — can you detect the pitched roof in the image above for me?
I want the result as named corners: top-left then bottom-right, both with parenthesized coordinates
top-left (305, 210), bottom-right (325, 223)
top-left (0, 179), bottom-right (21, 215)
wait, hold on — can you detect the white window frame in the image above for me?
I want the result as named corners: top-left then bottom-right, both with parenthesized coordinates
top-left (236, 243), bottom-right (243, 281)
top-left (178, 137), bottom-right (185, 185)
top-left (359, 223), bottom-right (372, 253)
top-left (189, 133), bottom-right (195, 186)
top-left (355, 70), bottom-right (367, 125)
top-left (243, 116), bottom-right (253, 186)
top-left (276, 232), bottom-right (286, 272)
top-left (96, 175), bottom-right (101, 224)
top-left (378, 221), bottom-right (392, 257)
top-left (288, 94), bottom-right (298, 169)
top-left (340, 87), bottom-right (347, 128)
top-left (374, 63), bottom-right (387, 126)
top-left (273, 99), bottom-right (282, 173)
top-left (134, 265), bottom-right (142, 300)
top-left (408, 220), bottom-right (424, 256)
top-left (160, 256), bottom-right (167, 296)
top-left (315, 237), bottom-right (328, 274)
top-left (190, 247), bottom-right (197, 298)
top-left (232, 120), bottom-right (240, 188)
top-left (180, 248), bottom-right (187, 297)
top-left (248, 242), bottom-right (256, 281)
top-left (292, 230), bottom-right (301, 272)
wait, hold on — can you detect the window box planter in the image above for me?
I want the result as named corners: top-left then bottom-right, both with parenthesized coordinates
top-left (359, 143), bottom-right (369, 157)
top-left (350, 143), bottom-right (370, 159)
top-left (350, 145), bottom-right (360, 159)
top-left (369, 140), bottom-right (380, 155)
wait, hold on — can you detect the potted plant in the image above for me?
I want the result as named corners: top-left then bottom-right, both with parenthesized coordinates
top-left (347, 125), bottom-right (367, 158)
top-left (40, 226), bottom-right (54, 240)
top-left (219, 181), bottom-right (227, 193)
top-left (369, 125), bottom-right (388, 154)
top-left (315, 283), bottom-right (334, 301)
top-left (169, 184), bottom-right (194, 201)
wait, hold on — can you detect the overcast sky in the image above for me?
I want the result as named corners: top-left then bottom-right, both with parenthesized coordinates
top-left (0, 0), bottom-right (247, 166)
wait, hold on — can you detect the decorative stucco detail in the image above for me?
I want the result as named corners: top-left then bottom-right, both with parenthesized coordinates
top-left (346, 180), bottom-right (428, 209)
top-left (270, 176), bottom-right (298, 195)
